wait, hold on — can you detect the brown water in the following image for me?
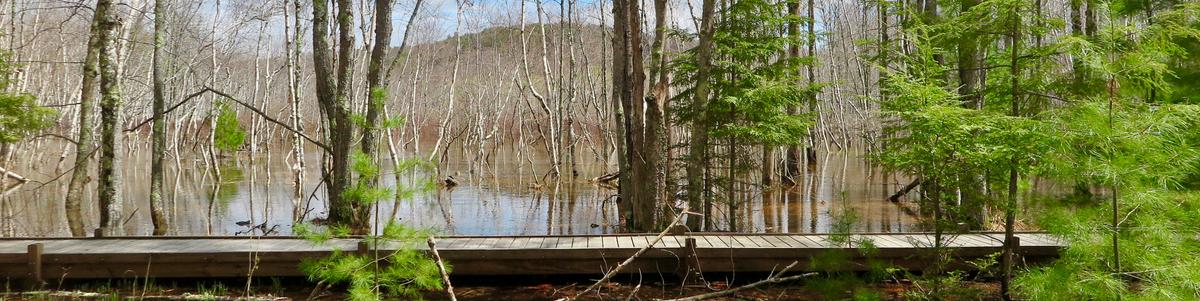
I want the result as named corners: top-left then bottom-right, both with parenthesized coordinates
top-left (0, 144), bottom-right (919, 237)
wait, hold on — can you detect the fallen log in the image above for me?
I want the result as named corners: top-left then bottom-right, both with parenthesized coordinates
top-left (591, 171), bottom-right (620, 183)
top-left (0, 167), bottom-right (29, 183)
top-left (888, 178), bottom-right (921, 203)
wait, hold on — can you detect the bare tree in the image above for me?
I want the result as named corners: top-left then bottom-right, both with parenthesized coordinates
top-left (311, 0), bottom-right (361, 233)
top-left (64, 0), bottom-right (109, 237)
top-left (684, 0), bottom-right (717, 231)
top-left (96, 0), bottom-right (123, 235)
top-left (150, 0), bottom-right (170, 236)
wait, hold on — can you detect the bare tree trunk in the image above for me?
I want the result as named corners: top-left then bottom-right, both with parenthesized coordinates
top-left (96, 0), bottom-right (123, 235)
top-left (64, 0), bottom-right (108, 237)
top-left (150, 0), bottom-right (169, 235)
top-left (312, 0), bottom-right (361, 233)
top-left (684, 0), bottom-right (717, 231)
top-left (644, 0), bottom-right (668, 228)
top-left (610, 0), bottom-right (634, 230)
top-left (1001, 8), bottom-right (1021, 299)
top-left (1084, 0), bottom-right (1096, 37)
top-left (361, 0), bottom-right (393, 161)
top-left (958, 0), bottom-right (985, 230)
top-left (1070, 0), bottom-right (1083, 85)
top-left (803, 0), bottom-right (817, 162)
top-left (430, 1), bottom-right (464, 164)
top-left (285, 0), bottom-right (306, 222)
top-left (612, 0), bottom-right (653, 231)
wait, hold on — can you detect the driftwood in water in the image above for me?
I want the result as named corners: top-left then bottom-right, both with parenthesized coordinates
top-left (592, 171), bottom-right (620, 183)
top-left (888, 178), bottom-right (921, 202)
top-left (0, 167), bottom-right (29, 183)
top-left (441, 175), bottom-right (459, 188)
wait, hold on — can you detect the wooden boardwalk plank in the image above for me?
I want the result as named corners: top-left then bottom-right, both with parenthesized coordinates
top-left (781, 235), bottom-right (815, 248)
top-left (871, 235), bottom-right (908, 248)
top-left (758, 236), bottom-right (793, 248)
top-left (0, 233), bottom-right (1064, 278)
top-left (641, 236), bottom-right (659, 248)
top-left (731, 236), bottom-right (759, 248)
top-left (585, 236), bottom-right (604, 249)
top-left (625, 236), bottom-right (639, 248)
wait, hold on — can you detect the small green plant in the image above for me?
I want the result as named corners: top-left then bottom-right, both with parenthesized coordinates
top-left (213, 100), bottom-right (246, 153)
top-left (0, 50), bottom-right (54, 144)
top-left (297, 121), bottom-right (445, 300)
top-left (196, 281), bottom-right (227, 297)
top-left (267, 277), bottom-right (285, 296)
top-left (807, 206), bottom-right (893, 300)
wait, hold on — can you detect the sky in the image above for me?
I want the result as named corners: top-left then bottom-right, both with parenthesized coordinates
top-left (184, 0), bottom-right (702, 49)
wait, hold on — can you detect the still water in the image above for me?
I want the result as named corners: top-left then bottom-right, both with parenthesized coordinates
top-left (0, 144), bottom-right (919, 237)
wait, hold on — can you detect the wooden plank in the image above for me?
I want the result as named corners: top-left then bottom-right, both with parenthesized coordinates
top-left (759, 235), bottom-right (795, 248)
top-left (952, 235), bottom-right (987, 247)
top-left (563, 236), bottom-right (579, 248)
top-left (744, 235), bottom-right (773, 248)
top-left (662, 236), bottom-right (683, 248)
top-left (503, 237), bottom-right (524, 249)
top-left (777, 235), bottom-right (811, 248)
top-left (0, 234), bottom-right (1065, 279)
top-left (730, 236), bottom-right (758, 248)
top-left (970, 234), bottom-right (1003, 246)
top-left (600, 236), bottom-right (619, 248)
top-left (587, 236), bottom-right (605, 249)
top-left (871, 235), bottom-right (909, 248)
top-left (636, 236), bottom-right (654, 248)
top-left (440, 237), bottom-right (468, 249)
top-left (625, 236), bottom-right (640, 248)
top-left (477, 237), bottom-right (499, 249)
top-left (537, 237), bottom-right (559, 249)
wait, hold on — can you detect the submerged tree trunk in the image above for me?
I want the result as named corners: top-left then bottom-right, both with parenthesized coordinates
top-left (685, 0), bottom-right (717, 231)
top-left (612, 0), bottom-right (653, 231)
top-left (784, 0), bottom-right (801, 185)
top-left (64, 0), bottom-right (107, 237)
top-left (150, 0), bottom-right (169, 235)
top-left (285, 0), bottom-right (306, 222)
top-left (361, 0), bottom-right (393, 171)
top-left (96, 0), bottom-right (123, 235)
top-left (312, 0), bottom-right (360, 233)
top-left (804, 0), bottom-right (817, 161)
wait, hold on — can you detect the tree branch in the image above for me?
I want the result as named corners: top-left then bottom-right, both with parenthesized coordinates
top-left (427, 237), bottom-right (458, 301)
top-left (559, 209), bottom-right (694, 301)
top-left (123, 87), bottom-right (331, 153)
top-left (657, 261), bottom-right (818, 301)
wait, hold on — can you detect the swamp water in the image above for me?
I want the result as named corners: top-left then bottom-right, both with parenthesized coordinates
top-left (0, 146), bottom-right (919, 236)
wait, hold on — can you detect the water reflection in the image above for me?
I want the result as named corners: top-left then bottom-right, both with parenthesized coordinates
top-left (0, 144), bottom-right (918, 236)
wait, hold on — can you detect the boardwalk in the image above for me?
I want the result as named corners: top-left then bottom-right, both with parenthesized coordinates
top-left (1, 233), bottom-right (1063, 281)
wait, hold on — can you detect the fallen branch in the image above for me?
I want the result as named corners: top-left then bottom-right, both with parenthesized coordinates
top-left (591, 171), bottom-right (620, 183)
top-left (123, 87), bottom-right (331, 153)
top-left (888, 178), bottom-right (921, 202)
top-left (427, 236), bottom-right (458, 301)
top-left (0, 166), bottom-right (29, 183)
top-left (559, 208), bottom-right (692, 301)
top-left (657, 261), bottom-right (817, 301)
